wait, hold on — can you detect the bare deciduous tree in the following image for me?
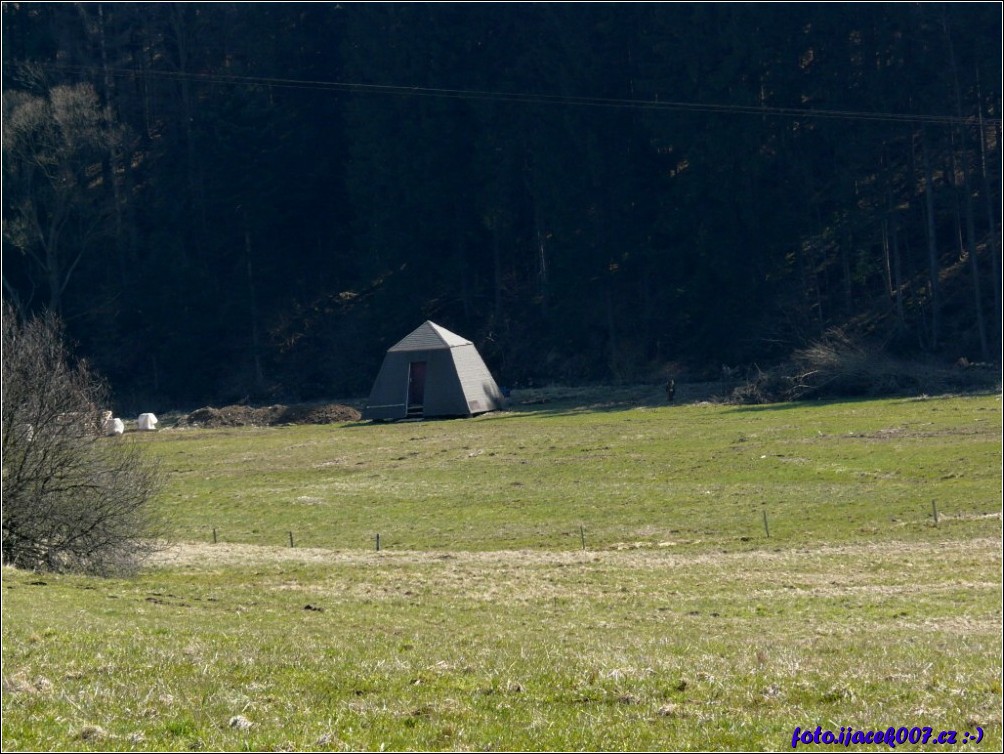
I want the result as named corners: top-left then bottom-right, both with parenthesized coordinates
top-left (1, 306), bottom-right (162, 575)
top-left (2, 82), bottom-right (124, 313)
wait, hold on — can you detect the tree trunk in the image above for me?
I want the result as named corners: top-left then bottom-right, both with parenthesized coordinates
top-left (943, 11), bottom-right (990, 360)
top-left (492, 224), bottom-right (504, 324)
top-left (605, 286), bottom-right (618, 380)
top-left (840, 230), bottom-right (853, 315)
top-left (535, 227), bottom-right (550, 320)
top-left (978, 98), bottom-right (1002, 341)
top-left (959, 140), bottom-right (989, 361)
top-left (920, 128), bottom-right (941, 349)
top-left (881, 220), bottom-right (894, 311)
top-left (169, 5), bottom-right (207, 260)
top-left (95, 3), bottom-right (128, 288)
top-left (889, 212), bottom-right (905, 330)
top-left (244, 225), bottom-right (265, 392)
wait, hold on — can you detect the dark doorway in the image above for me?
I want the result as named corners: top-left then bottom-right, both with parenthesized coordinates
top-left (407, 361), bottom-right (427, 418)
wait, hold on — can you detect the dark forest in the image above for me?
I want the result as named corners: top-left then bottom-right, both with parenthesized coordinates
top-left (3, 2), bottom-right (1001, 411)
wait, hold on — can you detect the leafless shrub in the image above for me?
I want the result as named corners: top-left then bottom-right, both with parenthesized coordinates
top-left (2, 306), bottom-right (163, 575)
top-left (729, 329), bottom-right (997, 404)
top-left (785, 329), bottom-right (918, 399)
top-left (728, 366), bottom-right (796, 405)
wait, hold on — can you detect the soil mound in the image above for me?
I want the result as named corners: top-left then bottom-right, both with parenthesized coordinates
top-left (179, 403), bottom-right (360, 428)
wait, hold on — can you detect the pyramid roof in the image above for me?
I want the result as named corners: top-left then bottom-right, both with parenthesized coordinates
top-left (388, 321), bottom-right (472, 352)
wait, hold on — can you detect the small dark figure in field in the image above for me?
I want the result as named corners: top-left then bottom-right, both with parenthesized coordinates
top-left (665, 379), bottom-right (676, 403)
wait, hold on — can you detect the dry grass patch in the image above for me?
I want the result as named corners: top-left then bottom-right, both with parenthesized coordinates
top-left (4, 535), bottom-right (1000, 750)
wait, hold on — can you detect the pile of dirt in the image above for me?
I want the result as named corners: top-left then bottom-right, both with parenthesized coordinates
top-left (178, 403), bottom-right (360, 428)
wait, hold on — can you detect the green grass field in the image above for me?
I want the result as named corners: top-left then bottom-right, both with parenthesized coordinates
top-left (2, 390), bottom-right (1001, 751)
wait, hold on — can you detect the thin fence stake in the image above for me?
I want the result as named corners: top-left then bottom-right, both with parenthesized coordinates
top-left (932, 500), bottom-right (939, 527)
top-left (289, 531), bottom-right (295, 548)
top-left (580, 525), bottom-right (586, 551)
top-left (376, 533), bottom-right (381, 552)
top-left (212, 527), bottom-right (217, 544)
top-left (763, 510), bottom-right (770, 538)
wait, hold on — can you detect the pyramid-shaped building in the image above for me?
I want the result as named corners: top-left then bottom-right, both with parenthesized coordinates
top-left (362, 321), bottom-right (504, 420)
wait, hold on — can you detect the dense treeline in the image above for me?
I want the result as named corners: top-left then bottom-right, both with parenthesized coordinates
top-left (3, 3), bottom-right (1000, 409)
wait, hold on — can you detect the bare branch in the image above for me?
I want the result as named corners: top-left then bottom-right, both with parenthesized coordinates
top-left (1, 305), bottom-right (164, 575)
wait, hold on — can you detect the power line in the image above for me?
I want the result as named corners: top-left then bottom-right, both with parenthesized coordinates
top-left (38, 62), bottom-right (1000, 127)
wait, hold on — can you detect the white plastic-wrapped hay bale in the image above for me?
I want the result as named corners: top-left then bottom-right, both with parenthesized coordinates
top-left (103, 416), bottom-right (125, 436)
top-left (137, 413), bottom-right (159, 431)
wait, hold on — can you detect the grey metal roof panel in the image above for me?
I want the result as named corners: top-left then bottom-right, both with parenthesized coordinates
top-left (388, 321), bottom-right (471, 352)
top-left (451, 344), bottom-right (504, 414)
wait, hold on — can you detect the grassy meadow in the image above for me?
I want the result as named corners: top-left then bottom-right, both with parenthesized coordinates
top-left (2, 388), bottom-right (1001, 750)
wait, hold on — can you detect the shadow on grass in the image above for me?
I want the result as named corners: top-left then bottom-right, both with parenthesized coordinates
top-left (501, 382), bottom-right (726, 418)
top-left (348, 384), bottom-right (680, 422)
top-left (350, 384), bottom-right (1000, 424)
top-left (725, 399), bottom-right (849, 414)
top-left (725, 387), bottom-right (1001, 414)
